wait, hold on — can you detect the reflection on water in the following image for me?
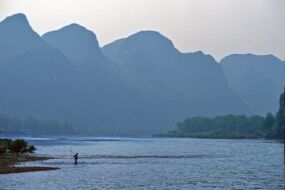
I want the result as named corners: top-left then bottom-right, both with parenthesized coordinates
top-left (1, 137), bottom-right (284, 190)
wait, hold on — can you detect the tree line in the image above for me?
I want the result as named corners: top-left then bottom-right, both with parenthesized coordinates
top-left (158, 89), bottom-right (285, 139)
top-left (0, 115), bottom-right (77, 135)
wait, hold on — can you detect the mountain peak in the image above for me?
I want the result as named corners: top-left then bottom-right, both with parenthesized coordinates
top-left (132, 30), bottom-right (167, 38)
top-left (111, 30), bottom-right (177, 56)
top-left (127, 30), bottom-right (174, 47)
top-left (43, 23), bottom-right (98, 41)
top-left (221, 53), bottom-right (283, 64)
top-left (0, 13), bottom-right (40, 39)
top-left (0, 13), bottom-right (31, 29)
top-left (58, 23), bottom-right (92, 33)
top-left (0, 13), bottom-right (43, 61)
top-left (43, 23), bottom-right (102, 63)
top-left (2, 13), bottom-right (28, 22)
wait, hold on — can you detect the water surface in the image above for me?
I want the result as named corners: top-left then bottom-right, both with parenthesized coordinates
top-left (1, 137), bottom-right (284, 189)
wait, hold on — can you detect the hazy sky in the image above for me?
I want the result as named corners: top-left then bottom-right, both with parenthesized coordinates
top-left (0, 0), bottom-right (284, 60)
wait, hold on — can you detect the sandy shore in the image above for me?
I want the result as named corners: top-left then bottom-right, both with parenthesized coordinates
top-left (0, 153), bottom-right (59, 174)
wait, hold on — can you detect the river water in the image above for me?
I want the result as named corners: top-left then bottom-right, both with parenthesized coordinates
top-left (0, 137), bottom-right (284, 190)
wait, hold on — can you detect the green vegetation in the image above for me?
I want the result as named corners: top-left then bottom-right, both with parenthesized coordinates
top-left (157, 115), bottom-right (265, 139)
top-left (266, 88), bottom-right (285, 139)
top-left (0, 115), bottom-right (77, 135)
top-left (0, 139), bottom-right (36, 153)
top-left (158, 89), bottom-right (285, 139)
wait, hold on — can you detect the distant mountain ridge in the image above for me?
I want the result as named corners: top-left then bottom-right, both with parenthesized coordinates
top-left (102, 31), bottom-right (250, 116)
top-left (0, 13), bottom-right (284, 135)
top-left (221, 54), bottom-right (285, 115)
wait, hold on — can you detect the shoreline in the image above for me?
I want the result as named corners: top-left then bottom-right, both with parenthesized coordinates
top-left (154, 134), bottom-right (282, 140)
top-left (0, 153), bottom-right (59, 174)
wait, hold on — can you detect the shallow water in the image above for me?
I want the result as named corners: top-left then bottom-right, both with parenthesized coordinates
top-left (1, 137), bottom-right (284, 190)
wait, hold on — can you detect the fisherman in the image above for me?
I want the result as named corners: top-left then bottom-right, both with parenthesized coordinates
top-left (74, 152), bottom-right (79, 165)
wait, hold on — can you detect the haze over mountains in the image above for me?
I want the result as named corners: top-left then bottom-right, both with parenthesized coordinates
top-left (221, 54), bottom-right (285, 115)
top-left (0, 13), bottom-right (284, 135)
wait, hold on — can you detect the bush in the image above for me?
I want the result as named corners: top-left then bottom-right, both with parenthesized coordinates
top-left (0, 146), bottom-right (7, 154)
top-left (28, 145), bottom-right (36, 153)
top-left (8, 139), bottom-right (28, 153)
top-left (0, 138), bottom-right (36, 153)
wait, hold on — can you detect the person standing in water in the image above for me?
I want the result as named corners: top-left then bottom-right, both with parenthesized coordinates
top-left (74, 152), bottom-right (79, 165)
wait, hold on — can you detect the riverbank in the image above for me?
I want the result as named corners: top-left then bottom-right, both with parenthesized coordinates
top-left (0, 153), bottom-right (59, 174)
top-left (154, 133), bottom-right (265, 139)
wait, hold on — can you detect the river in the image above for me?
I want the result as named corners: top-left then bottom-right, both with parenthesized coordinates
top-left (1, 137), bottom-right (284, 189)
